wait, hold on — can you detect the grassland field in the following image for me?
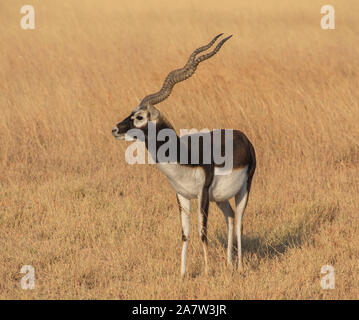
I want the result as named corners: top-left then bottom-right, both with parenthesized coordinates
top-left (0, 0), bottom-right (358, 299)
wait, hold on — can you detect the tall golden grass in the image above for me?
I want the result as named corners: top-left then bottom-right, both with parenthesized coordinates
top-left (0, 0), bottom-right (358, 299)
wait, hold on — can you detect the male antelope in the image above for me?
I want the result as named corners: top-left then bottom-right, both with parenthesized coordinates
top-left (112, 34), bottom-right (256, 278)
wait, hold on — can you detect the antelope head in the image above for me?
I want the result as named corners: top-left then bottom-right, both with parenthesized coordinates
top-left (112, 34), bottom-right (232, 141)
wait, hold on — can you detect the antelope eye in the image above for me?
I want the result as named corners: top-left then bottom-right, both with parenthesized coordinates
top-left (136, 115), bottom-right (143, 121)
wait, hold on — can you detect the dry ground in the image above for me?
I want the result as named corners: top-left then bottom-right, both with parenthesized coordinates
top-left (0, 0), bottom-right (358, 299)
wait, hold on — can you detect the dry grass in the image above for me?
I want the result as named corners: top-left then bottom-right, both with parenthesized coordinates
top-left (0, 0), bottom-right (359, 299)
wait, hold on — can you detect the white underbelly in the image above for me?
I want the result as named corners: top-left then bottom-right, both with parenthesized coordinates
top-left (157, 163), bottom-right (248, 202)
top-left (156, 163), bottom-right (205, 200)
top-left (209, 165), bottom-right (248, 202)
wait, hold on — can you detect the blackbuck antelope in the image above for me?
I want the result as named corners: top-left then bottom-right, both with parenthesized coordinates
top-left (112, 34), bottom-right (256, 278)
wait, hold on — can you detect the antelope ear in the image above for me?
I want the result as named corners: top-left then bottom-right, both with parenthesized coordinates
top-left (148, 105), bottom-right (160, 121)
